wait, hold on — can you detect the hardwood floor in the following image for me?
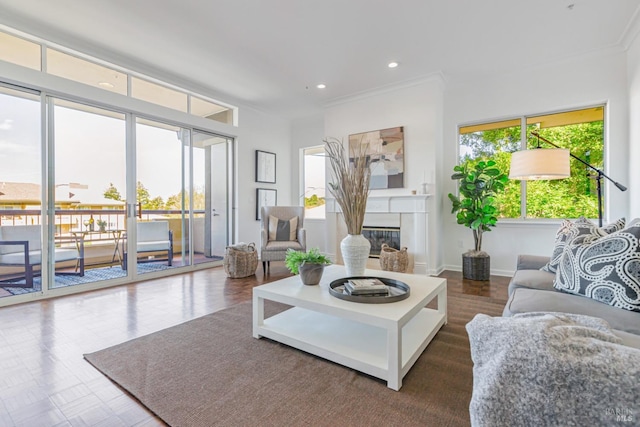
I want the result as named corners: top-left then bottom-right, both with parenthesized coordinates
top-left (0, 264), bottom-right (510, 426)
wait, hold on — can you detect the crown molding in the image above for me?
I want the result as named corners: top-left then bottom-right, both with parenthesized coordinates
top-left (324, 71), bottom-right (446, 109)
top-left (619, 5), bottom-right (640, 50)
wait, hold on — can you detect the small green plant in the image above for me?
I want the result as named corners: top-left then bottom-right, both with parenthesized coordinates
top-left (285, 248), bottom-right (331, 275)
top-left (96, 219), bottom-right (107, 228)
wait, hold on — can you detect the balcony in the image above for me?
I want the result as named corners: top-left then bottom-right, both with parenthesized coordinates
top-left (0, 208), bottom-right (218, 298)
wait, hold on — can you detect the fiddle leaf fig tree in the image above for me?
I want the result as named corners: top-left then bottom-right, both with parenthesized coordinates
top-left (448, 160), bottom-right (508, 255)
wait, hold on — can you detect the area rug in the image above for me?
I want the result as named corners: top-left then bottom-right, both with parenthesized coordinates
top-left (1, 262), bottom-right (170, 295)
top-left (84, 294), bottom-right (504, 427)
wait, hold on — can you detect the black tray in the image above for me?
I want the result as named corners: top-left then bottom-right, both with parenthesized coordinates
top-left (328, 276), bottom-right (410, 304)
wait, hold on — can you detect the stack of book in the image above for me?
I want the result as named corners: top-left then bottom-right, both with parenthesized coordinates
top-left (344, 278), bottom-right (389, 296)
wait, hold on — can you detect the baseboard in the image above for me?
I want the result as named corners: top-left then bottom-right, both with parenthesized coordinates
top-left (443, 264), bottom-right (514, 277)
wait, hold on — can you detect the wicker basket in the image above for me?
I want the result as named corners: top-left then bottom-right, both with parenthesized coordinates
top-left (224, 243), bottom-right (258, 278)
top-left (462, 253), bottom-right (490, 281)
top-left (379, 243), bottom-right (409, 273)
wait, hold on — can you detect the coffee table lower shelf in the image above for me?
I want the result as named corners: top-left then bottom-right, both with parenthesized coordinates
top-left (255, 306), bottom-right (446, 390)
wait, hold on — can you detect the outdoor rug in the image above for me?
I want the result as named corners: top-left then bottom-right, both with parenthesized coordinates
top-left (84, 293), bottom-right (504, 427)
top-left (1, 262), bottom-right (170, 295)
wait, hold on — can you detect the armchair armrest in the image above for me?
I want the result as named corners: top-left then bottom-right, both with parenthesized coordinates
top-left (261, 229), bottom-right (268, 250)
top-left (0, 240), bottom-right (29, 250)
top-left (297, 228), bottom-right (306, 251)
top-left (0, 240), bottom-right (30, 268)
top-left (516, 254), bottom-right (550, 271)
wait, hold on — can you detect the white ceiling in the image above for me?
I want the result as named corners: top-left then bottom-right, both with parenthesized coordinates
top-left (0, 0), bottom-right (639, 119)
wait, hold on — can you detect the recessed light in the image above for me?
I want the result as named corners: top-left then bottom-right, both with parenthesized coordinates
top-left (388, 62), bottom-right (399, 68)
top-left (98, 81), bottom-right (115, 88)
top-left (316, 83), bottom-right (326, 89)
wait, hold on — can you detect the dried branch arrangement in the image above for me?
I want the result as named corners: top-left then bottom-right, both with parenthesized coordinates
top-left (324, 136), bottom-right (372, 235)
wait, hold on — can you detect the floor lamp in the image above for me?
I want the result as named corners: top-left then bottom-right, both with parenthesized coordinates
top-left (509, 131), bottom-right (627, 227)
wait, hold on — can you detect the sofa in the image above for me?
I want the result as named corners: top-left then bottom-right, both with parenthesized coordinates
top-left (504, 254), bottom-right (640, 348)
top-left (467, 253), bottom-right (640, 426)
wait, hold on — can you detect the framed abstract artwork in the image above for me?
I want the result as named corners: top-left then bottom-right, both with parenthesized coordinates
top-left (255, 150), bottom-right (276, 183)
top-left (256, 188), bottom-right (277, 220)
top-left (349, 126), bottom-right (404, 189)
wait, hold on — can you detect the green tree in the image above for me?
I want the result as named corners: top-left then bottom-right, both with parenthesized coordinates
top-left (165, 188), bottom-right (206, 211)
top-left (459, 120), bottom-right (603, 219)
top-left (103, 182), bottom-right (123, 201)
top-left (136, 181), bottom-right (165, 209)
top-left (305, 194), bottom-right (325, 208)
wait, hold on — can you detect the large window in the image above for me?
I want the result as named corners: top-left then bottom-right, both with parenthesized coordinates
top-left (459, 106), bottom-right (605, 219)
top-left (0, 27), bottom-right (235, 125)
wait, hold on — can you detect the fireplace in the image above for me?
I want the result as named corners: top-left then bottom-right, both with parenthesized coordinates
top-left (362, 226), bottom-right (401, 258)
top-left (327, 194), bottom-right (431, 274)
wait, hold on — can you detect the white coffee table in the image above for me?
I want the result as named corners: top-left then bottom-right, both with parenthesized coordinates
top-left (252, 265), bottom-right (447, 390)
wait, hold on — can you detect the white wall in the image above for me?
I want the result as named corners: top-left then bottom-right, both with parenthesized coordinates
top-left (628, 34), bottom-right (640, 219)
top-left (443, 49), bottom-right (631, 275)
top-left (235, 107), bottom-right (292, 247)
top-left (323, 77), bottom-right (445, 273)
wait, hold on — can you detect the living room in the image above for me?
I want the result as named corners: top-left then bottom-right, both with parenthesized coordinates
top-left (1, 1), bottom-right (640, 426)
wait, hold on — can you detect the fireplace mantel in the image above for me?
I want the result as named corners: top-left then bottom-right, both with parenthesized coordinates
top-left (325, 194), bottom-right (431, 214)
top-left (326, 194), bottom-right (433, 275)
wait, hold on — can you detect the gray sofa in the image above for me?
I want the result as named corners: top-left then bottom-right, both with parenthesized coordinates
top-left (504, 254), bottom-right (640, 348)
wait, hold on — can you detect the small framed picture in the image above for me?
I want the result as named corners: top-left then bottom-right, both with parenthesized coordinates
top-left (256, 188), bottom-right (277, 220)
top-left (256, 150), bottom-right (276, 183)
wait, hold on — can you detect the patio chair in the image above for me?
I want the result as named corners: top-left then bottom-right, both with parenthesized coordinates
top-left (123, 221), bottom-right (173, 270)
top-left (260, 206), bottom-right (306, 274)
top-left (0, 225), bottom-right (84, 288)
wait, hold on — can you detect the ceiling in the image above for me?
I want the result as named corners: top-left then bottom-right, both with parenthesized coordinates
top-left (0, 0), bottom-right (639, 119)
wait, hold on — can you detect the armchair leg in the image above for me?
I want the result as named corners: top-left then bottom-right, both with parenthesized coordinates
top-left (262, 261), bottom-right (266, 274)
top-left (25, 265), bottom-right (33, 288)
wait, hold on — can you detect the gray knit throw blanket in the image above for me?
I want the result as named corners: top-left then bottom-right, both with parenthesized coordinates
top-left (466, 312), bottom-right (640, 427)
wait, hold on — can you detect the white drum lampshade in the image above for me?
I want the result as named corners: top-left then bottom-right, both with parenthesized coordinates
top-left (509, 148), bottom-right (570, 180)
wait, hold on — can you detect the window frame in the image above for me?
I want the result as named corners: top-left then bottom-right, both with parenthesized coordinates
top-left (457, 104), bottom-right (606, 221)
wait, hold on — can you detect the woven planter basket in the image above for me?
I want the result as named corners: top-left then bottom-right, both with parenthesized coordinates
top-left (379, 243), bottom-right (409, 273)
top-left (224, 243), bottom-right (258, 278)
top-left (462, 253), bottom-right (490, 281)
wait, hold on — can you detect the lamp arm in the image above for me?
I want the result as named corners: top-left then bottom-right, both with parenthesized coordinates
top-left (530, 132), bottom-right (627, 191)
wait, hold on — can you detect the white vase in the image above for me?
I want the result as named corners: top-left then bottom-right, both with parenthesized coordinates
top-left (340, 234), bottom-right (371, 276)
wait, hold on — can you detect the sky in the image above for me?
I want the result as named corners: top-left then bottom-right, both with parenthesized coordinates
top-left (0, 90), bottom-right (206, 203)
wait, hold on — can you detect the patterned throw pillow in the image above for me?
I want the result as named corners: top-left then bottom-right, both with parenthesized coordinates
top-left (268, 215), bottom-right (297, 241)
top-left (541, 217), bottom-right (626, 273)
top-left (553, 220), bottom-right (640, 312)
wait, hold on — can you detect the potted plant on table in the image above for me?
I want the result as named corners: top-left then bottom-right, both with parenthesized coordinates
top-left (448, 160), bottom-right (507, 281)
top-left (285, 248), bottom-right (331, 285)
top-left (96, 219), bottom-right (108, 233)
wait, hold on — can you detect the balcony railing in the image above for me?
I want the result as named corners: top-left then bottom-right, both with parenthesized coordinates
top-left (0, 208), bottom-right (206, 267)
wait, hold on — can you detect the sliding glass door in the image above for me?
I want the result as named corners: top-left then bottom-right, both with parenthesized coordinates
top-left (192, 130), bottom-right (231, 265)
top-left (0, 85), bottom-right (41, 299)
top-left (134, 118), bottom-right (188, 274)
top-left (134, 122), bottom-right (231, 272)
top-left (0, 84), bottom-right (233, 302)
top-left (52, 99), bottom-right (127, 288)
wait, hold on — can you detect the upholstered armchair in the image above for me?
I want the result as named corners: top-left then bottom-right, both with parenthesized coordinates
top-left (260, 206), bottom-right (306, 274)
top-left (123, 221), bottom-right (173, 270)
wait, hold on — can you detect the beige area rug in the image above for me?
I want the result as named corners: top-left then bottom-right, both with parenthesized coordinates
top-left (84, 294), bottom-right (504, 427)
